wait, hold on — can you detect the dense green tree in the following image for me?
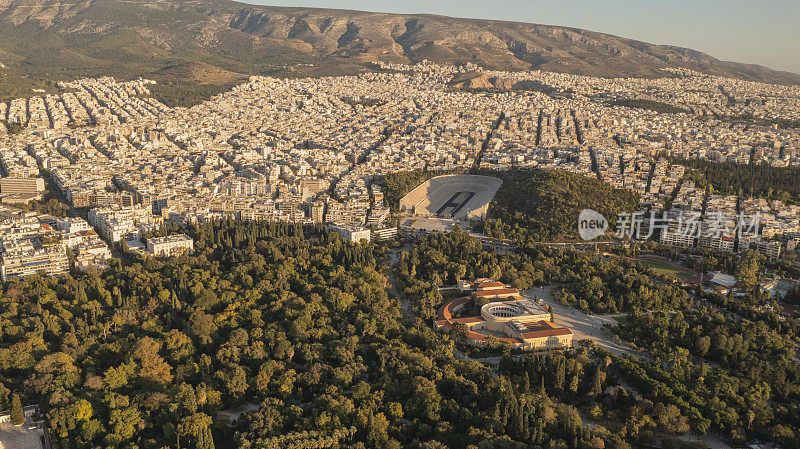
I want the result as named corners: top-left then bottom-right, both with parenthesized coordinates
top-left (180, 412), bottom-right (215, 449)
top-left (10, 393), bottom-right (24, 426)
top-left (673, 157), bottom-right (800, 205)
top-left (590, 366), bottom-right (603, 396)
top-left (736, 250), bottom-right (762, 292)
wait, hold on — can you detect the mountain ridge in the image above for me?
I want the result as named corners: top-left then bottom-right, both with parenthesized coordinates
top-left (0, 0), bottom-right (797, 101)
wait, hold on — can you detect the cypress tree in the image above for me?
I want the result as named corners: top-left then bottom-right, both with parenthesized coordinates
top-left (200, 425), bottom-right (215, 449)
top-left (10, 394), bottom-right (24, 426)
top-left (591, 367), bottom-right (603, 396)
top-left (522, 372), bottom-right (531, 395)
top-left (555, 358), bottom-right (566, 391)
top-left (512, 398), bottom-right (523, 438)
top-left (522, 405), bottom-right (530, 441)
top-left (76, 282), bottom-right (88, 303)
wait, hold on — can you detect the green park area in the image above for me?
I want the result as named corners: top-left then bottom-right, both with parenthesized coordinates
top-left (635, 257), bottom-right (695, 281)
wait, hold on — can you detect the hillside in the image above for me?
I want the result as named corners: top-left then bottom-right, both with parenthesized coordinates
top-left (0, 0), bottom-right (798, 101)
top-left (478, 168), bottom-right (640, 242)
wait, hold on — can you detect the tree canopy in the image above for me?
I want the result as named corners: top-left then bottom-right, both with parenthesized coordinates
top-left (476, 168), bottom-right (640, 242)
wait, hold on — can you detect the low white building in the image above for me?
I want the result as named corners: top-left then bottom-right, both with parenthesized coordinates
top-left (146, 234), bottom-right (194, 257)
top-left (371, 227), bottom-right (398, 241)
top-left (329, 223), bottom-right (371, 243)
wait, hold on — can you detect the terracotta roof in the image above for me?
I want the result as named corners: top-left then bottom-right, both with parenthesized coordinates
top-left (436, 297), bottom-right (486, 330)
top-left (474, 281), bottom-right (506, 289)
top-left (464, 330), bottom-right (518, 344)
top-left (474, 288), bottom-right (519, 297)
top-left (520, 328), bottom-right (573, 339)
top-left (451, 317), bottom-right (485, 324)
top-left (435, 296), bottom-right (569, 348)
top-left (436, 296), bottom-right (472, 321)
top-left (517, 320), bottom-right (573, 339)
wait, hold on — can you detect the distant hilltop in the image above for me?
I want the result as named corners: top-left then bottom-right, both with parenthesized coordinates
top-left (0, 0), bottom-right (798, 96)
top-left (447, 71), bottom-right (515, 90)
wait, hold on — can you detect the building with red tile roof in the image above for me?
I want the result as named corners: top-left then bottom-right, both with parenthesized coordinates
top-left (433, 280), bottom-right (572, 350)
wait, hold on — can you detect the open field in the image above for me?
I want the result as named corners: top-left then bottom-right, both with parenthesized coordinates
top-left (634, 256), bottom-right (697, 281)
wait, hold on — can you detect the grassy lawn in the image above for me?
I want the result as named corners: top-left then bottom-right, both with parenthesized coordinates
top-left (610, 315), bottom-right (630, 327)
top-left (635, 258), bottom-right (695, 281)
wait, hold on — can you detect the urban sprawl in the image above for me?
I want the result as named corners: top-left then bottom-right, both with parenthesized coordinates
top-left (2, 61), bottom-right (800, 280)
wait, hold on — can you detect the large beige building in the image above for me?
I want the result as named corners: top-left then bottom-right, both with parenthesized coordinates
top-left (146, 234), bottom-right (194, 257)
top-left (328, 223), bottom-right (371, 243)
top-left (0, 177), bottom-right (45, 196)
top-left (505, 320), bottom-right (575, 349)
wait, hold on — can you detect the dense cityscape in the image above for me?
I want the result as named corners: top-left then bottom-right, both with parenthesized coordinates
top-left (1, 62), bottom-right (800, 278)
top-left (1, 27), bottom-right (800, 449)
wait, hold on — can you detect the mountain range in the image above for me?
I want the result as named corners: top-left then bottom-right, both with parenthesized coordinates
top-left (1, 0), bottom-right (798, 101)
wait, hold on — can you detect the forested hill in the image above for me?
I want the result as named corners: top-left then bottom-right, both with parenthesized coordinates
top-left (397, 230), bottom-right (800, 448)
top-left (478, 168), bottom-right (640, 242)
top-left (1, 0), bottom-right (799, 101)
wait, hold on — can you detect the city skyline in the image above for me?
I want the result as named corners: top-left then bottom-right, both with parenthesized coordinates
top-left (252, 0), bottom-right (800, 75)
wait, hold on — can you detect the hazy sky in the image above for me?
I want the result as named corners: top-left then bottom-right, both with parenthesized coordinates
top-left (245, 0), bottom-right (800, 74)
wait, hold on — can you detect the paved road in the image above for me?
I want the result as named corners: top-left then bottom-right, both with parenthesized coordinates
top-left (453, 348), bottom-right (501, 366)
top-left (524, 285), bottom-right (647, 359)
top-left (678, 433), bottom-right (734, 449)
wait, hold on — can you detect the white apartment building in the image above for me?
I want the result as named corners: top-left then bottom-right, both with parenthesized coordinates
top-left (88, 206), bottom-right (155, 242)
top-left (56, 217), bottom-right (92, 234)
top-left (697, 236), bottom-right (735, 252)
top-left (660, 231), bottom-right (695, 248)
top-left (371, 227), bottom-right (398, 241)
top-left (1, 245), bottom-right (70, 281)
top-left (739, 238), bottom-right (783, 261)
